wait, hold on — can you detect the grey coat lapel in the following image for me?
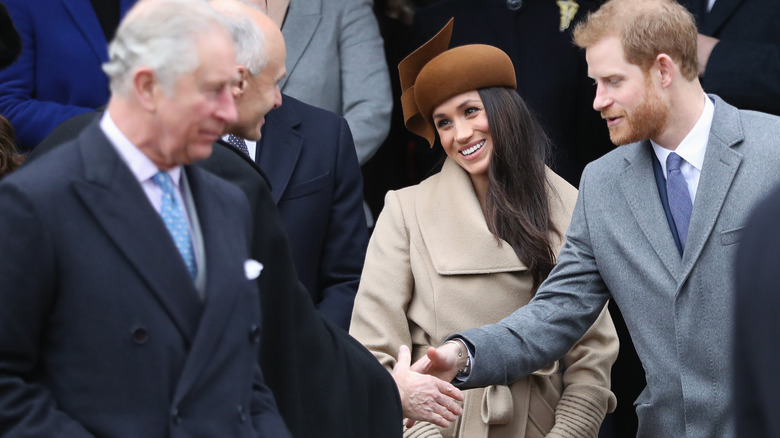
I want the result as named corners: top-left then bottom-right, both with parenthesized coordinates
top-left (619, 142), bottom-right (683, 279)
top-left (72, 124), bottom-right (203, 344)
top-left (680, 96), bottom-right (743, 278)
top-left (279, 0), bottom-right (321, 90)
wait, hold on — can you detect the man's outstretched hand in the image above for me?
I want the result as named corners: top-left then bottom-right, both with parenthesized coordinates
top-left (392, 345), bottom-right (464, 429)
top-left (410, 340), bottom-right (466, 383)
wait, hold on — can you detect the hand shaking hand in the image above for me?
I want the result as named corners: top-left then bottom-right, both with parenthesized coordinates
top-left (392, 345), bottom-right (464, 429)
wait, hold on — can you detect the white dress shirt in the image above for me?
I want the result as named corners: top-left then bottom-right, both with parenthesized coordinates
top-left (99, 111), bottom-right (200, 269)
top-left (651, 93), bottom-right (714, 204)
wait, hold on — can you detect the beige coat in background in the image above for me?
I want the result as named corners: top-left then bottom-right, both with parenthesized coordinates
top-left (350, 158), bottom-right (618, 438)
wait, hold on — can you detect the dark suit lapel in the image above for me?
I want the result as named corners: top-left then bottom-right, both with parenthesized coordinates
top-left (213, 139), bottom-right (269, 183)
top-left (620, 142), bottom-right (684, 279)
top-left (278, 0), bottom-right (321, 90)
top-left (71, 123), bottom-right (203, 344)
top-left (172, 167), bottom-right (244, 402)
top-left (702, 0), bottom-right (742, 34)
top-left (60, 0), bottom-right (109, 63)
top-left (257, 97), bottom-right (303, 204)
top-left (680, 96), bottom-right (743, 278)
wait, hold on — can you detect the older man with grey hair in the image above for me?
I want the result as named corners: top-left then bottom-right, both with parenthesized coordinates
top-left (0, 0), bottom-right (291, 436)
top-left (212, 0), bottom-right (369, 333)
top-left (212, 0), bottom-right (283, 148)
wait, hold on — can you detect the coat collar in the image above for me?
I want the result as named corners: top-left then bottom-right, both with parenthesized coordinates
top-left (619, 140), bottom-right (684, 277)
top-left (256, 94), bottom-right (303, 204)
top-left (72, 123), bottom-right (204, 343)
top-left (619, 95), bottom-right (744, 283)
top-left (278, 0), bottom-right (321, 90)
top-left (71, 121), bottom-right (254, 404)
top-left (70, 122), bottom-right (252, 348)
top-left (416, 159), bottom-right (526, 275)
top-left (679, 95), bottom-right (743, 278)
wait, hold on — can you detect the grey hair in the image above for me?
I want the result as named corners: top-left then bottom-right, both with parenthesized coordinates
top-left (211, 0), bottom-right (269, 76)
top-left (103, 0), bottom-right (233, 96)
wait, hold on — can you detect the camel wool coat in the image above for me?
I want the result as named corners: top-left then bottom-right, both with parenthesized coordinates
top-left (350, 158), bottom-right (618, 438)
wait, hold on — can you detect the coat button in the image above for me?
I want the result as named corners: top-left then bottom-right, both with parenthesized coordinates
top-left (248, 325), bottom-right (261, 344)
top-left (506, 0), bottom-right (522, 10)
top-left (171, 408), bottom-right (181, 425)
top-left (238, 405), bottom-right (247, 423)
top-left (131, 326), bottom-right (149, 344)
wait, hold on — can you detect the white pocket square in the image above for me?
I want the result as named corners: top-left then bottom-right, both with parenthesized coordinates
top-left (244, 259), bottom-right (264, 280)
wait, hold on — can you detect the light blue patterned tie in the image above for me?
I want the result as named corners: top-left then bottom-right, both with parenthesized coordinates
top-left (666, 152), bottom-right (693, 251)
top-left (152, 172), bottom-right (197, 279)
top-left (226, 134), bottom-right (250, 157)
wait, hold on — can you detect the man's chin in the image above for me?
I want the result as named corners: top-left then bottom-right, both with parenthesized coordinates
top-left (183, 143), bottom-right (214, 164)
top-left (609, 137), bottom-right (633, 146)
top-left (608, 129), bottom-right (634, 146)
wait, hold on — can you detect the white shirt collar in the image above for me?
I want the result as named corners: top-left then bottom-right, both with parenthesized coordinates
top-left (651, 93), bottom-right (713, 175)
top-left (220, 134), bottom-right (257, 161)
top-left (100, 111), bottom-right (182, 187)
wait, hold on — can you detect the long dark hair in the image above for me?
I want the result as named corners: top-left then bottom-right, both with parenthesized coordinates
top-left (0, 115), bottom-right (24, 178)
top-left (479, 86), bottom-right (560, 292)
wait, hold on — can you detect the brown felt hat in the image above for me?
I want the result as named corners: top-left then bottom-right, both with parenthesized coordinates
top-left (398, 19), bottom-right (516, 146)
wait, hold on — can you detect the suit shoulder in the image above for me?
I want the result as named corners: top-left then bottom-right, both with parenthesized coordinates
top-left (739, 108), bottom-right (780, 135)
top-left (390, 169), bottom-right (445, 206)
top-left (383, 176), bottom-right (425, 204)
top-left (282, 95), bottom-right (346, 126)
top-left (324, 0), bottom-right (368, 12)
top-left (582, 142), bottom-right (635, 172)
top-left (545, 167), bottom-right (578, 208)
top-left (5, 139), bottom-right (83, 193)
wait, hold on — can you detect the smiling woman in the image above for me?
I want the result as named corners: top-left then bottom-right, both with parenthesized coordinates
top-left (349, 19), bottom-right (618, 438)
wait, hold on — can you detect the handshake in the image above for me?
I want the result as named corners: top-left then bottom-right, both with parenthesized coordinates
top-left (391, 340), bottom-right (470, 429)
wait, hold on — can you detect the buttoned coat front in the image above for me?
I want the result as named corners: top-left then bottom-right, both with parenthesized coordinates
top-left (0, 122), bottom-right (288, 437)
top-left (351, 159), bottom-right (618, 438)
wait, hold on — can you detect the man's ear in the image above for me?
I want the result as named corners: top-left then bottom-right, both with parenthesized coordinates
top-left (232, 65), bottom-right (250, 98)
top-left (655, 54), bottom-right (675, 88)
top-left (133, 67), bottom-right (159, 111)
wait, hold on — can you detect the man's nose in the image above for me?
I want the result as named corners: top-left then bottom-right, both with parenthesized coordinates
top-left (593, 84), bottom-right (612, 112)
top-left (217, 87), bottom-right (238, 123)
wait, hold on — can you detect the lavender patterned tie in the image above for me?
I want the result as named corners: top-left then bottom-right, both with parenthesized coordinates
top-left (666, 152), bottom-right (693, 251)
